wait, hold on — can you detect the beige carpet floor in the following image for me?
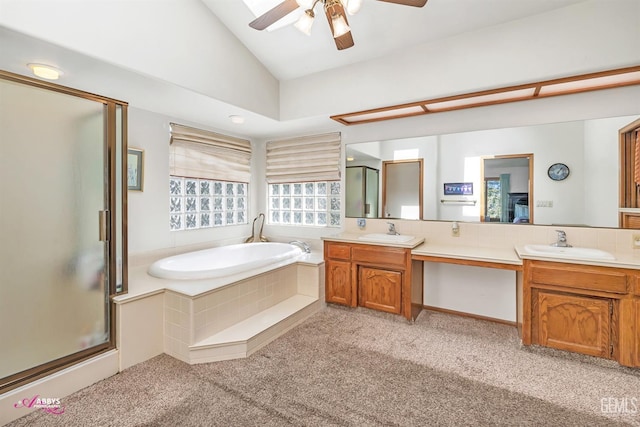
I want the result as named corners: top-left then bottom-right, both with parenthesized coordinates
top-left (7, 305), bottom-right (640, 426)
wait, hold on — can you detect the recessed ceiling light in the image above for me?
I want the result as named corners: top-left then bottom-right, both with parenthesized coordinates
top-left (229, 115), bottom-right (245, 124)
top-left (27, 63), bottom-right (63, 80)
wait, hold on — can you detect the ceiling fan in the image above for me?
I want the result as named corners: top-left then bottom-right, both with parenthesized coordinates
top-left (249, 0), bottom-right (428, 51)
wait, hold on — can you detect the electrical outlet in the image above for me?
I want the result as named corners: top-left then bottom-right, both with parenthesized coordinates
top-left (633, 234), bottom-right (640, 249)
top-left (451, 222), bottom-right (460, 237)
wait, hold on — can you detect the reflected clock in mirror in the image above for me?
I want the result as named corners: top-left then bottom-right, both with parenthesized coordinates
top-left (547, 163), bottom-right (570, 181)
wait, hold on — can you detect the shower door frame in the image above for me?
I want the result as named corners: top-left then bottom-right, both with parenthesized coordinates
top-left (0, 70), bottom-right (128, 392)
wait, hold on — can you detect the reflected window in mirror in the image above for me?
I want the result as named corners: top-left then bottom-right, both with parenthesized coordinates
top-left (480, 154), bottom-right (533, 224)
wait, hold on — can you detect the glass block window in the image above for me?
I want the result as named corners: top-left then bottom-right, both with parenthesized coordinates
top-left (170, 176), bottom-right (248, 231)
top-left (268, 181), bottom-right (341, 227)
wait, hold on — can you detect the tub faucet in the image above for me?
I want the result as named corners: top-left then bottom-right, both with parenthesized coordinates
top-left (387, 222), bottom-right (399, 235)
top-left (245, 213), bottom-right (268, 243)
top-left (551, 230), bottom-right (571, 247)
top-left (289, 240), bottom-right (311, 253)
top-left (257, 213), bottom-right (268, 242)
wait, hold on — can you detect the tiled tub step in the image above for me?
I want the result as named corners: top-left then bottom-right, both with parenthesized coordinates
top-left (189, 294), bottom-right (319, 363)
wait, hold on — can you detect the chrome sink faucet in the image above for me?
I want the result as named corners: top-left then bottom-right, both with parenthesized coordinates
top-left (551, 230), bottom-right (572, 247)
top-left (387, 222), bottom-right (400, 235)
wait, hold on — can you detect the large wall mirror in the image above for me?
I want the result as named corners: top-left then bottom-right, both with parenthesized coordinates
top-left (345, 114), bottom-right (639, 227)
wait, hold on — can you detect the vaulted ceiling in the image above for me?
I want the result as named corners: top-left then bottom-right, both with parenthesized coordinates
top-left (0, 0), bottom-right (637, 139)
top-left (202, 0), bottom-right (586, 80)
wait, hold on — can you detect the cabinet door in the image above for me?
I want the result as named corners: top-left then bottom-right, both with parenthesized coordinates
top-left (359, 266), bottom-right (402, 314)
top-left (537, 291), bottom-right (612, 358)
top-left (326, 259), bottom-right (354, 306)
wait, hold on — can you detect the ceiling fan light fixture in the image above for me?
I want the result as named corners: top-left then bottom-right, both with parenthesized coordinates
top-left (294, 9), bottom-right (315, 35)
top-left (331, 13), bottom-right (350, 38)
top-left (345, 0), bottom-right (363, 15)
top-left (295, 0), bottom-right (314, 8)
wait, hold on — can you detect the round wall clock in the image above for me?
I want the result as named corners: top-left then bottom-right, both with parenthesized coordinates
top-left (547, 163), bottom-right (570, 181)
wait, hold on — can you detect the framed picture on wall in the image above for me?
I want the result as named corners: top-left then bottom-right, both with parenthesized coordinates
top-left (443, 182), bottom-right (473, 196)
top-left (127, 147), bottom-right (144, 191)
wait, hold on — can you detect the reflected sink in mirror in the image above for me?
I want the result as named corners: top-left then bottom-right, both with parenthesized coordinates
top-left (523, 244), bottom-right (615, 260)
top-left (358, 233), bottom-right (415, 243)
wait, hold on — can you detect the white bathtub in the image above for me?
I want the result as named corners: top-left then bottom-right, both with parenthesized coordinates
top-left (147, 242), bottom-right (304, 280)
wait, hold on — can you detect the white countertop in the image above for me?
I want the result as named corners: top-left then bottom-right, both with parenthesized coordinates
top-left (412, 243), bottom-right (522, 265)
top-left (322, 233), bottom-right (425, 249)
top-left (324, 234), bottom-right (640, 270)
top-left (515, 245), bottom-right (640, 270)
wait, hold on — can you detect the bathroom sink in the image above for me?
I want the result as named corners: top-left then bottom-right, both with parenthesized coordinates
top-left (523, 244), bottom-right (615, 260)
top-left (358, 233), bottom-right (415, 243)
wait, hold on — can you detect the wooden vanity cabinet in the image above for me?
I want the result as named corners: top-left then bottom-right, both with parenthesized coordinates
top-left (534, 290), bottom-right (612, 358)
top-left (325, 243), bottom-right (355, 307)
top-left (359, 266), bottom-right (402, 314)
top-left (324, 241), bottom-right (421, 320)
top-left (522, 260), bottom-right (640, 367)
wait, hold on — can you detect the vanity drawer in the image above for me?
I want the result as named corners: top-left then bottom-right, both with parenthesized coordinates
top-left (325, 243), bottom-right (351, 260)
top-left (633, 275), bottom-right (640, 296)
top-left (530, 264), bottom-right (627, 294)
top-left (352, 245), bottom-right (407, 268)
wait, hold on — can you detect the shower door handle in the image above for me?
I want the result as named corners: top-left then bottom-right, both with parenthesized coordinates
top-left (99, 210), bottom-right (110, 242)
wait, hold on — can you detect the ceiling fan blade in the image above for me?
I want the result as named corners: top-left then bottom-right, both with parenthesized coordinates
top-left (377, 0), bottom-right (428, 7)
top-left (249, 0), bottom-right (300, 31)
top-left (334, 31), bottom-right (355, 50)
top-left (325, 1), bottom-right (355, 50)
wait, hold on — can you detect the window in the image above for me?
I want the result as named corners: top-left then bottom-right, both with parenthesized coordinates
top-left (268, 181), bottom-right (341, 227)
top-left (266, 132), bottom-right (341, 227)
top-left (484, 178), bottom-right (501, 221)
top-left (169, 123), bottom-right (250, 231)
top-left (170, 177), bottom-right (247, 230)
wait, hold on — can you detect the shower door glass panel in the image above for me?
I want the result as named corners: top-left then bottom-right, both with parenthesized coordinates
top-left (0, 79), bottom-right (109, 379)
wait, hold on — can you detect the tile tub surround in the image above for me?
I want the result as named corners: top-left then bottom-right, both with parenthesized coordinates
top-left (116, 242), bottom-right (324, 367)
top-left (164, 264), bottom-right (318, 362)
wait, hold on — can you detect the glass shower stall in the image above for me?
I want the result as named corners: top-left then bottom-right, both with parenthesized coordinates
top-left (0, 71), bottom-right (127, 391)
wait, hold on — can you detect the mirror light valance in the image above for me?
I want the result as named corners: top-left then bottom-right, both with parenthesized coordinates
top-left (331, 65), bottom-right (640, 125)
top-left (169, 122), bottom-right (252, 183)
top-left (266, 132), bottom-right (341, 183)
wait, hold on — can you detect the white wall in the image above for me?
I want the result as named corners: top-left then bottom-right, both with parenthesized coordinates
top-left (423, 264), bottom-right (516, 322)
top-left (281, 0), bottom-right (640, 120)
top-left (583, 116), bottom-right (636, 227)
top-left (127, 107), bottom-right (255, 255)
top-left (0, 0), bottom-right (280, 119)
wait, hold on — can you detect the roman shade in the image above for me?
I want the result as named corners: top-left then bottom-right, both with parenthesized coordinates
top-left (169, 123), bottom-right (252, 183)
top-left (266, 132), bottom-right (341, 184)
